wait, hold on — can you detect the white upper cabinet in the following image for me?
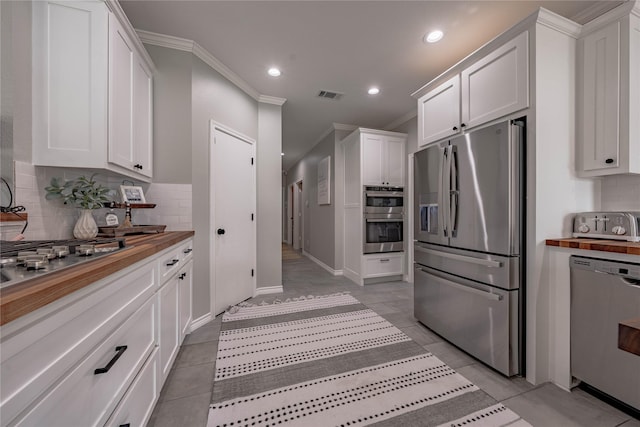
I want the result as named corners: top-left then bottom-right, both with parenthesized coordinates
top-left (32, 1), bottom-right (109, 167)
top-left (418, 76), bottom-right (460, 146)
top-left (577, 12), bottom-right (640, 176)
top-left (32, 0), bottom-right (154, 181)
top-left (416, 31), bottom-right (529, 148)
top-left (362, 133), bottom-right (406, 187)
top-left (108, 13), bottom-right (153, 178)
top-left (461, 31), bottom-right (529, 129)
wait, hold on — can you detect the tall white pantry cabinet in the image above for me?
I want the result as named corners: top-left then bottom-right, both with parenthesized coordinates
top-left (32, 0), bottom-right (154, 181)
top-left (342, 128), bottom-right (407, 286)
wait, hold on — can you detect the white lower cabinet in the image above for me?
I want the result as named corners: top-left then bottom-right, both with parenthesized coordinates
top-left (179, 260), bottom-right (193, 342)
top-left (159, 276), bottom-right (179, 383)
top-left (105, 349), bottom-right (159, 427)
top-left (14, 296), bottom-right (156, 427)
top-left (0, 237), bottom-right (194, 427)
top-left (363, 253), bottom-right (404, 278)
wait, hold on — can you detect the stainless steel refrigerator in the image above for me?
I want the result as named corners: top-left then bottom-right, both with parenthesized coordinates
top-left (413, 119), bottom-right (524, 376)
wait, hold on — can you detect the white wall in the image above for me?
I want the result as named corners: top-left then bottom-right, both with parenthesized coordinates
top-left (144, 45), bottom-right (192, 185)
top-left (600, 175), bottom-right (640, 210)
top-left (257, 102), bottom-right (283, 289)
top-left (190, 54), bottom-right (258, 319)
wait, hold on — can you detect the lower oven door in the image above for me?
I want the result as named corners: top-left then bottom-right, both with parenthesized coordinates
top-left (363, 215), bottom-right (404, 253)
top-left (414, 263), bottom-right (520, 376)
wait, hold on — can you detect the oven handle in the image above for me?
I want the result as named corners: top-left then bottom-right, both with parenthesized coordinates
top-left (365, 218), bottom-right (403, 223)
top-left (415, 267), bottom-right (503, 301)
top-left (365, 191), bottom-right (404, 197)
top-left (415, 246), bottom-right (502, 268)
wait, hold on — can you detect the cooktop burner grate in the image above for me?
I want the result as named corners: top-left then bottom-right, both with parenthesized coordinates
top-left (0, 238), bottom-right (126, 258)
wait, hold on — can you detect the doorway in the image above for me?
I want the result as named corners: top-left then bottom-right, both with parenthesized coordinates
top-left (210, 121), bottom-right (256, 315)
top-left (291, 180), bottom-right (303, 251)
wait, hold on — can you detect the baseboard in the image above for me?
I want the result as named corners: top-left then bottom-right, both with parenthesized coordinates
top-left (190, 312), bottom-right (214, 332)
top-left (342, 268), bottom-right (363, 286)
top-left (302, 250), bottom-right (344, 276)
top-left (254, 286), bottom-right (284, 296)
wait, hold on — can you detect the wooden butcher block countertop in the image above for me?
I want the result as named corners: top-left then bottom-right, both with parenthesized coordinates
top-left (619, 319), bottom-right (640, 357)
top-left (0, 231), bottom-right (194, 326)
top-left (545, 238), bottom-right (640, 256)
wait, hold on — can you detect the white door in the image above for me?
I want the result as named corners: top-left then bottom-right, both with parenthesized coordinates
top-left (292, 181), bottom-right (303, 250)
top-left (211, 123), bottom-right (256, 315)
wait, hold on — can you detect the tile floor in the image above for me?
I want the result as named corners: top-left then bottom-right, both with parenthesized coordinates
top-left (146, 251), bottom-right (640, 427)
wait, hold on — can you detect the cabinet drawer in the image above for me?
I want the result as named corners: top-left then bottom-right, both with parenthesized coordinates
top-left (105, 348), bottom-right (158, 427)
top-left (158, 246), bottom-right (183, 284)
top-left (180, 239), bottom-right (194, 263)
top-left (1, 262), bottom-right (156, 424)
top-left (14, 296), bottom-right (156, 427)
top-left (363, 254), bottom-right (403, 277)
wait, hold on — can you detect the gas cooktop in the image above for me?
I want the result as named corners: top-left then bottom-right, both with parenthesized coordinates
top-left (0, 238), bottom-right (129, 288)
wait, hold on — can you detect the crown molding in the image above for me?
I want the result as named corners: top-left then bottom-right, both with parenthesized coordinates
top-left (136, 29), bottom-right (261, 101)
top-left (581, 1), bottom-right (639, 36)
top-left (536, 8), bottom-right (582, 38)
top-left (136, 29), bottom-right (195, 52)
top-left (258, 95), bottom-right (287, 106)
top-left (332, 123), bottom-right (358, 132)
top-left (570, 1), bottom-right (625, 25)
top-left (384, 108), bottom-right (417, 131)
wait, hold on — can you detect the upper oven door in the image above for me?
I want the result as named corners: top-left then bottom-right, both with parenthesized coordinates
top-left (363, 189), bottom-right (404, 214)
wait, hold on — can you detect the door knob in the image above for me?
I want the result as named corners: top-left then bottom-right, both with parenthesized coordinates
top-left (217, 228), bottom-right (225, 235)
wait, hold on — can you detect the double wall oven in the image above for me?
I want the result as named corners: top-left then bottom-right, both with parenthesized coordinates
top-left (363, 186), bottom-right (404, 254)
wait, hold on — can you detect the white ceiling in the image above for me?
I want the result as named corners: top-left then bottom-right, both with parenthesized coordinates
top-left (120, 0), bottom-right (622, 170)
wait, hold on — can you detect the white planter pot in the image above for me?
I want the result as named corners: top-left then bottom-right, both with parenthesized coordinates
top-left (73, 209), bottom-right (98, 239)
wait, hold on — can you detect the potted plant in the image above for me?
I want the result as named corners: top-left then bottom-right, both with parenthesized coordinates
top-left (45, 174), bottom-right (114, 238)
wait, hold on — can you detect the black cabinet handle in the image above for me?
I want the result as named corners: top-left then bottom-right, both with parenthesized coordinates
top-left (460, 123), bottom-right (466, 128)
top-left (119, 424), bottom-right (130, 427)
top-left (94, 346), bottom-right (127, 375)
top-left (133, 164), bottom-right (143, 170)
top-left (452, 126), bottom-right (458, 131)
top-left (166, 259), bottom-right (179, 266)
top-left (605, 158), bottom-right (614, 164)
top-left (183, 248), bottom-right (193, 254)
top-left (217, 228), bottom-right (225, 235)
top-left (179, 272), bottom-right (187, 280)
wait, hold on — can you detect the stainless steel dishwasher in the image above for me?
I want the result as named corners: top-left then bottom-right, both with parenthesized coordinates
top-left (570, 256), bottom-right (640, 411)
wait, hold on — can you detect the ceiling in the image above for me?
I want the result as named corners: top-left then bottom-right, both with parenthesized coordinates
top-left (120, 0), bottom-right (622, 170)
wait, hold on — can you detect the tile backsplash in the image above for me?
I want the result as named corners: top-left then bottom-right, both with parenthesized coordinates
top-left (11, 161), bottom-right (192, 240)
top-left (600, 175), bottom-right (640, 211)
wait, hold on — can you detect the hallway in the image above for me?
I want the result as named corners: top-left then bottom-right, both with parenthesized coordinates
top-left (147, 250), bottom-right (639, 426)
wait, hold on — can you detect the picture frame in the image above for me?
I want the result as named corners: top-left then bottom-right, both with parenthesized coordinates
top-left (317, 156), bottom-right (331, 205)
top-left (120, 185), bottom-right (146, 203)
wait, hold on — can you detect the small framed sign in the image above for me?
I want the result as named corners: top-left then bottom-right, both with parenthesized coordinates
top-left (120, 185), bottom-right (146, 203)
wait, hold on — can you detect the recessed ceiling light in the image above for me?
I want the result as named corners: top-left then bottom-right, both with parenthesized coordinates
top-left (268, 67), bottom-right (281, 77)
top-left (424, 30), bottom-right (444, 43)
top-left (368, 87), bottom-right (380, 95)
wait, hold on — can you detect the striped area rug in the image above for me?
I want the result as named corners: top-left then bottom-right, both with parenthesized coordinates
top-left (207, 293), bottom-right (530, 427)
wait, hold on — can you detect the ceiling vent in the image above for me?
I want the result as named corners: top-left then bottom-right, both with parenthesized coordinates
top-left (317, 90), bottom-right (344, 101)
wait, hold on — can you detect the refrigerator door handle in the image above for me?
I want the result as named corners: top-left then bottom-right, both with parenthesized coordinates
top-left (440, 146), bottom-right (450, 237)
top-left (416, 267), bottom-right (503, 301)
top-left (414, 245), bottom-right (503, 268)
top-left (450, 145), bottom-right (459, 237)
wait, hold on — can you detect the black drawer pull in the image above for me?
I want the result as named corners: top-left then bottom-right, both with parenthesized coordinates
top-left (605, 158), bottom-right (614, 164)
top-left (166, 259), bottom-right (179, 266)
top-left (94, 346), bottom-right (127, 375)
top-left (183, 248), bottom-right (193, 254)
top-left (179, 272), bottom-right (187, 280)
top-left (119, 424), bottom-right (130, 427)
